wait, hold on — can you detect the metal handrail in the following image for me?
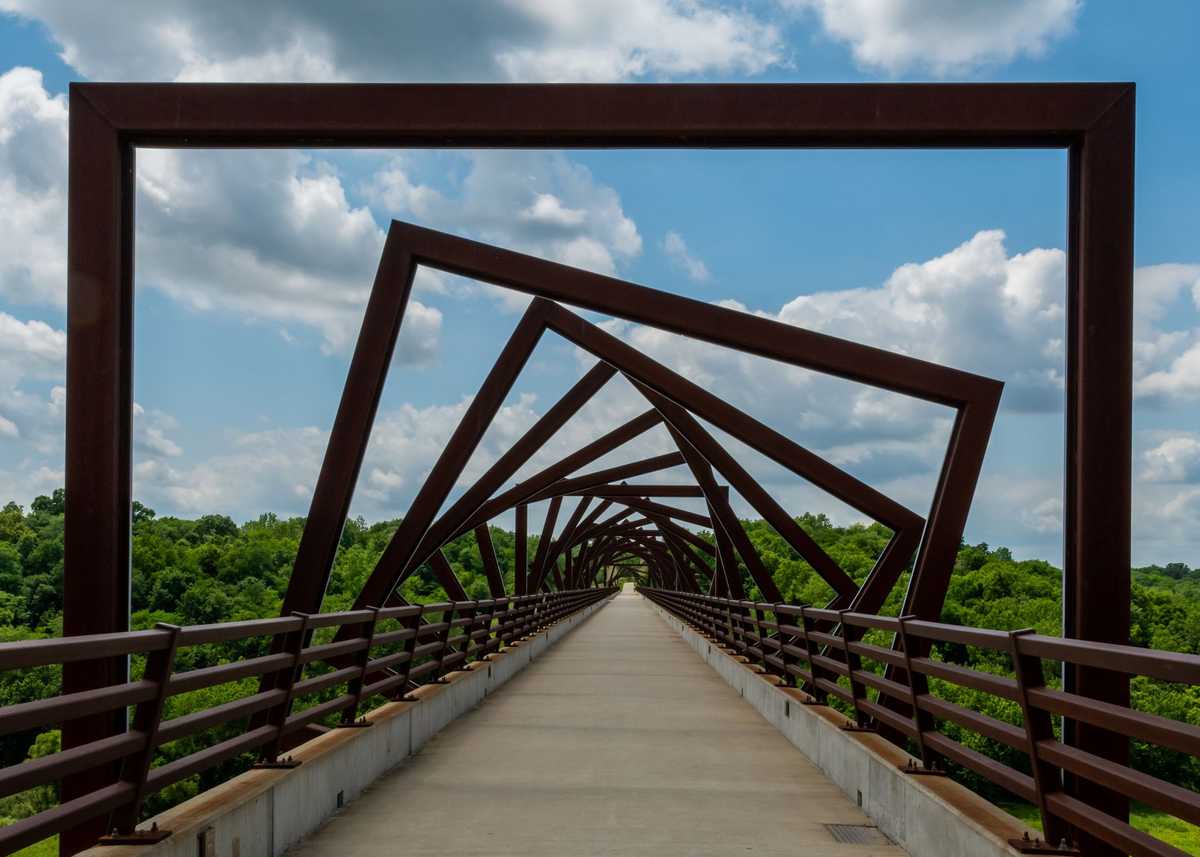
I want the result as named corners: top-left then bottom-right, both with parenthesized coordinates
top-left (0, 587), bottom-right (614, 854)
top-left (640, 586), bottom-right (1200, 857)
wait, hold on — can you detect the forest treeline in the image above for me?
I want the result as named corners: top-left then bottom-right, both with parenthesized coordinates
top-left (0, 489), bottom-right (1198, 825)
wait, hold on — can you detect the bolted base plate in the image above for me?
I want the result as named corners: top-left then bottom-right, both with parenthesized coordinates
top-left (252, 759), bottom-right (302, 770)
top-left (1007, 837), bottom-right (1079, 855)
top-left (97, 828), bottom-right (172, 846)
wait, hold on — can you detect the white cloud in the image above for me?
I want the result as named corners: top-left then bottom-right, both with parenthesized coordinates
top-left (366, 150), bottom-right (642, 310)
top-left (0, 0), bottom-right (783, 83)
top-left (1141, 433), bottom-right (1200, 484)
top-left (789, 0), bottom-right (1080, 76)
top-left (0, 312), bottom-right (65, 385)
top-left (663, 231), bottom-right (711, 282)
top-left (136, 147), bottom-right (444, 359)
top-left (1021, 496), bottom-right (1063, 534)
top-left (0, 68), bottom-right (67, 307)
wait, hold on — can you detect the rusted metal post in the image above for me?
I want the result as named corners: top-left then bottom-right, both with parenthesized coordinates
top-left (1009, 629), bottom-right (1072, 850)
top-left (340, 607), bottom-right (381, 727)
top-left (104, 624), bottom-right (180, 842)
top-left (258, 612), bottom-right (311, 767)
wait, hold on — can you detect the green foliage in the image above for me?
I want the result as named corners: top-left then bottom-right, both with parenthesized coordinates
top-left (0, 492), bottom-right (1198, 850)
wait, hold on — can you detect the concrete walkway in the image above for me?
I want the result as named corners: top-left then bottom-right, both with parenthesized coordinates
top-left (287, 586), bottom-right (906, 856)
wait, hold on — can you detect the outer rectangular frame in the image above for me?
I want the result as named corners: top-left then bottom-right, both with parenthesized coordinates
top-left (64, 82), bottom-right (1134, 855)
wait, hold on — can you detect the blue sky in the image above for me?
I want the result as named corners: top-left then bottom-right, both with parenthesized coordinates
top-left (0, 1), bottom-right (1198, 567)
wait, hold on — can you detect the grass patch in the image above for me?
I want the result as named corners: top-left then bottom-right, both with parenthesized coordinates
top-left (1004, 803), bottom-right (1200, 855)
top-left (13, 834), bottom-right (56, 857)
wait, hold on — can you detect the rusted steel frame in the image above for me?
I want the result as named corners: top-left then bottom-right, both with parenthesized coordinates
top-left (660, 527), bottom-right (713, 592)
top-left (1010, 628), bottom-right (1072, 847)
top-left (655, 417), bottom-right (782, 603)
top-left (400, 362), bottom-right (616, 578)
top-left (350, 300), bottom-right (551, 612)
top-left (896, 615), bottom-right (938, 770)
top-left (259, 612), bottom-right (311, 764)
top-left (572, 484), bottom-right (705, 498)
top-left (626, 531), bottom-right (695, 593)
top-left (643, 514), bottom-right (715, 556)
top-left (528, 496), bottom-right (564, 594)
top-left (649, 519), bottom-right (712, 593)
top-left (452, 410), bottom-right (663, 540)
top-left (608, 496), bottom-right (711, 527)
top-left (474, 525), bottom-right (507, 598)
top-left (338, 608), bottom-right (382, 726)
top-left (514, 505), bottom-right (529, 596)
top-left (528, 454), bottom-right (687, 503)
top-left (395, 220), bottom-right (997, 616)
top-left (107, 624), bottom-right (180, 836)
top-left (390, 228), bottom-right (1006, 720)
top-left (709, 509), bottom-right (745, 600)
top-left (570, 507), bottom-right (639, 546)
top-left (427, 549), bottom-right (470, 602)
top-left (566, 498), bottom-right (614, 545)
top-left (640, 384), bottom-right (859, 600)
top-left (63, 82), bottom-right (1133, 855)
top-left (280, 241), bottom-right (418, 619)
top-left (550, 564), bottom-right (565, 592)
top-left (538, 497), bottom-right (593, 590)
top-left (1062, 91), bottom-right (1136, 852)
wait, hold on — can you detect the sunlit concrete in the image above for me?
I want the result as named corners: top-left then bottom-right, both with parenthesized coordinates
top-left (287, 585), bottom-right (904, 857)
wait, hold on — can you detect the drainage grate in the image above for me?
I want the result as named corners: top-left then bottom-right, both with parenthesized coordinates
top-left (825, 824), bottom-right (890, 845)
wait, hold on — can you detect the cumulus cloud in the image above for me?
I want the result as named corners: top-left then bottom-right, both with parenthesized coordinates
top-left (136, 147), bottom-right (443, 359)
top-left (598, 229), bottom-right (1068, 482)
top-left (1141, 433), bottom-right (1200, 484)
top-left (368, 151), bottom-right (641, 277)
top-left (0, 67), bottom-right (67, 307)
top-left (0, 0), bottom-right (783, 83)
top-left (663, 231), bottom-right (711, 282)
top-left (789, 0), bottom-right (1080, 76)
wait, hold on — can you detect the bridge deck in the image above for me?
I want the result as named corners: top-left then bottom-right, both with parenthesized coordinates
top-left (288, 587), bottom-right (904, 856)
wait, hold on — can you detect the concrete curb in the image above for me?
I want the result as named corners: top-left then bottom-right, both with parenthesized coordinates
top-left (644, 597), bottom-right (1031, 857)
top-left (80, 594), bottom-right (617, 857)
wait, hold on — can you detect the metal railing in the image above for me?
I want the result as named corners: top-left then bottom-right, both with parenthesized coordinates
top-left (0, 588), bottom-right (612, 854)
top-left (640, 586), bottom-right (1200, 857)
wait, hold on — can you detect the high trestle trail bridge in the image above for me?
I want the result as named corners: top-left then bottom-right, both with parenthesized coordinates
top-left (1, 82), bottom-right (1198, 857)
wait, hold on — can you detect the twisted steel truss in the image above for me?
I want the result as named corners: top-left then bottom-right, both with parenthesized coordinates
top-left (280, 222), bottom-right (1003, 624)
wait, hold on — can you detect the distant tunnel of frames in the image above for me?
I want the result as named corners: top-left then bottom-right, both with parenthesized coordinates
top-left (18, 82), bottom-right (1146, 856)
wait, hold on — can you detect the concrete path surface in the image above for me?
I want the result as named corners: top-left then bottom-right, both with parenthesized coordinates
top-left (287, 586), bottom-right (906, 856)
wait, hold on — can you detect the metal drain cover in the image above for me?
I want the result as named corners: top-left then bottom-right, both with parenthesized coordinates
top-left (825, 823), bottom-right (891, 845)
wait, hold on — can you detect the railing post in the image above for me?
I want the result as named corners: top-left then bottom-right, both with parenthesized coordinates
top-left (896, 615), bottom-right (942, 774)
top-left (1009, 628), bottom-right (1073, 851)
top-left (339, 607), bottom-right (381, 727)
top-left (257, 612), bottom-right (310, 767)
top-left (457, 601), bottom-right (478, 666)
top-left (798, 606), bottom-right (827, 705)
top-left (776, 604), bottom-right (796, 689)
top-left (397, 605), bottom-right (425, 699)
top-left (837, 610), bottom-right (873, 731)
top-left (102, 624), bottom-right (179, 843)
top-left (434, 605), bottom-right (456, 682)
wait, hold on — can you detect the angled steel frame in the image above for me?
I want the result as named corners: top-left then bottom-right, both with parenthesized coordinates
top-left (65, 82), bottom-right (1134, 857)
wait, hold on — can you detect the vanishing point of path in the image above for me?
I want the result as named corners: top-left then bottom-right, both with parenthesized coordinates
top-left (287, 585), bottom-right (905, 856)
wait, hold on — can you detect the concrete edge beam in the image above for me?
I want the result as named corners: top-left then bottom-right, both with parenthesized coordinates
top-left (78, 595), bottom-right (617, 857)
top-left (642, 599), bottom-right (1034, 857)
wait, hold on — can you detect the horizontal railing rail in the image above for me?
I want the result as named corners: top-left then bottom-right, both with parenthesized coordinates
top-left (0, 587), bottom-right (613, 855)
top-left (639, 586), bottom-right (1200, 857)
